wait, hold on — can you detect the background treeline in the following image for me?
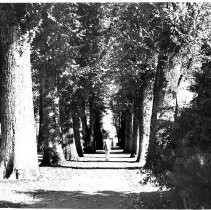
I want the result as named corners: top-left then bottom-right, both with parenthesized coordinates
top-left (0, 3), bottom-right (211, 208)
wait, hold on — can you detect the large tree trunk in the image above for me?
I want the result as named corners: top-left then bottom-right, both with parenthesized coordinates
top-left (119, 111), bottom-right (126, 148)
top-left (86, 96), bottom-right (96, 153)
top-left (77, 98), bottom-right (90, 150)
top-left (37, 71), bottom-right (45, 152)
top-left (136, 81), bottom-right (153, 165)
top-left (0, 25), bottom-right (39, 180)
top-left (136, 87), bottom-right (144, 163)
top-left (124, 109), bottom-right (132, 153)
top-left (72, 100), bottom-right (84, 157)
top-left (94, 111), bottom-right (103, 150)
top-left (113, 112), bottom-right (121, 145)
top-left (145, 55), bottom-right (168, 168)
top-left (40, 67), bottom-right (66, 166)
top-left (130, 94), bottom-right (139, 157)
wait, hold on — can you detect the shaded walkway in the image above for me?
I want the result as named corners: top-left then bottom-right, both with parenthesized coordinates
top-left (0, 149), bottom-right (182, 208)
top-left (15, 190), bottom-right (175, 209)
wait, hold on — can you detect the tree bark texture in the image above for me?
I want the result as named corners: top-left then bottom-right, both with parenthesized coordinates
top-left (0, 25), bottom-right (39, 179)
top-left (145, 55), bottom-right (168, 168)
top-left (130, 93), bottom-right (139, 157)
top-left (77, 98), bottom-right (90, 151)
top-left (136, 86), bottom-right (144, 163)
top-left (40, 67), bottom-right (66, 166)
top-left (86, 96), bottom-right (96, 153)
top-left (94, 110), bottom-right (103, 150)
top-left (37, 71), bottom-right (44, 152)
top-left (124, 109), bottom-right (133, 153)
top-left (113, 112), bottom-right (121, 145)
top-left (136, 81), bottom-right (153, 166)
top-left (72, 100), bottom-right (84, 157)
top-left (119, 112), bottom-right (126, 148)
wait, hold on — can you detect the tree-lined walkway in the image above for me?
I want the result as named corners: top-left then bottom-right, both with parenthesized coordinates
top-left (0, 150), bottom-right (179, 208)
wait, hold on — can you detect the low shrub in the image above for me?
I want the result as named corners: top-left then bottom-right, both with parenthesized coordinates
top-left (168, 152), bottom-right (211, 208)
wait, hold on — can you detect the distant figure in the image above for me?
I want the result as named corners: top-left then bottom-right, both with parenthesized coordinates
top-left (103, 137), bottom-right (112, 161)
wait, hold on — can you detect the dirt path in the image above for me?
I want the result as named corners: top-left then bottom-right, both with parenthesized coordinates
top-left (0, 150), bottom-right (177, 208)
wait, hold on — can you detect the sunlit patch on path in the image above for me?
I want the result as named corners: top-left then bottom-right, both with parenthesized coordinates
top-left (61, 149), bottom-right (143, 169)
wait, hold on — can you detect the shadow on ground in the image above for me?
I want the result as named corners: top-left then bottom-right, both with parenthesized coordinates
top-left (0, 190), bottom-right (183, 209)
top-left (67, 160), bottom-right (135, 163)
top-left (93, 150), bottom-right (126, 154)
top-left (78, 157), bottom-right (133, 159)
top-left (59, 166), bottom-right (142, 170)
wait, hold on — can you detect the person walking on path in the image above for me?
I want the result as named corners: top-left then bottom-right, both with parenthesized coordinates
top-left (103, 134), bottom-right (112, 161)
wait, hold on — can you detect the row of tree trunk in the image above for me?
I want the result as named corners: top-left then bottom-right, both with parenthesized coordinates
top-left (0, 11), bottom-right (104, 179)
top-left (38, 67), bottom-right (105, 165)
top-left (116, 54), bottom-right (184, 167)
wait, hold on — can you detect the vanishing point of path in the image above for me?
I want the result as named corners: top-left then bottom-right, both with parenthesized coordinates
top-left (0, 150), bottom-right (177, 208)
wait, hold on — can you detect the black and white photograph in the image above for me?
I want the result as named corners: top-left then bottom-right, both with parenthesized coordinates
top-left (0, 1), bottom-right (211, 209)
